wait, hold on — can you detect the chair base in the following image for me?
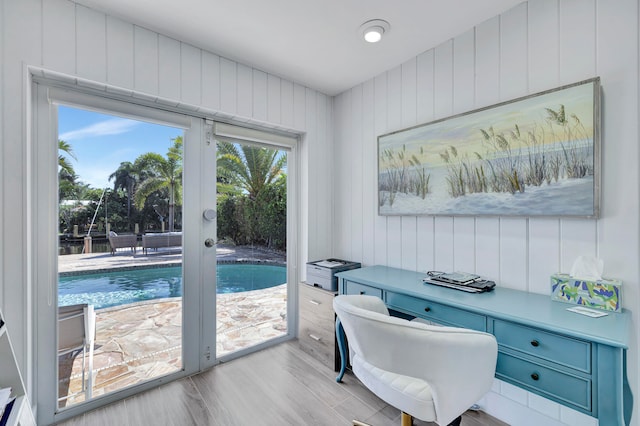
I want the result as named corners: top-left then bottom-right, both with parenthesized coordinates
top-left (352, 412), bottom-right (460, 426)
top-left (448, 415), bottom-right (462, 426)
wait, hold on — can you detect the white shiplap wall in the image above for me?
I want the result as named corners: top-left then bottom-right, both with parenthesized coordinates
top-left (0, 0), bottom-right (333, 395)
top-left (333, 1), bottom-right (639, 425)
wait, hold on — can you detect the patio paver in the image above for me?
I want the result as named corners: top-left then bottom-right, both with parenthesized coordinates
top-left (58, 244), bottom-right (287, 406)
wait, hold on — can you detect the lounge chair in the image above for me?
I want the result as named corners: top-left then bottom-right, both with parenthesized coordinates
top-left (108, 233), bottom-right (138, 255)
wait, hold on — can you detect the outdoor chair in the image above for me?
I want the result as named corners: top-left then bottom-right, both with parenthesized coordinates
top-left (58, 303), bottom-right (96, 402)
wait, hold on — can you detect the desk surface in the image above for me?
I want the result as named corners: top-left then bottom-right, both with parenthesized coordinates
top-left (336, 265), bottom-right (630, 349)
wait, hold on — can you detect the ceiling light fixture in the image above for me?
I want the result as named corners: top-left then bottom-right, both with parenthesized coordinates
top-left (359, 19), bottom-right (390, 43)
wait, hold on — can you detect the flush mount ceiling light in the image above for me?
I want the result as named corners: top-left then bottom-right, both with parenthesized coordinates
top-left (359, 19), bottom-right (390, 43)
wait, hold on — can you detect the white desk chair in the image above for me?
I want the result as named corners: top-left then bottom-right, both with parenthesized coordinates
top-left (334, 294), bottom-right (497, 426)
top-left (58, 303), bottom-right (96, 402)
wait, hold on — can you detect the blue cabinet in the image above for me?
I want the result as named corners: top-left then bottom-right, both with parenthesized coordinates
top-left (336, 266), bottom-right (632, 426)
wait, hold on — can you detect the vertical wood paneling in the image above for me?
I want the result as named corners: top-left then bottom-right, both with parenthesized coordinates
top-left (293, 84), bottom-right (306, 130)
top-left (134, 26), bottom-right (158, 95)
top-left (236, 63), bottom-right (252, 118)
top-left (528, 221), bottom-right (560, 294)
top-left (267, 75), bottom-right (281, 124)
top-left (333, 92), bottom-right (349, 258)
top-left (361, 79), bottom-right (375, 266)
top-left (76, 5), bottom-right (106, 82)
top-left (499, 3), bottom-right (528, 100)
top-left (558, 0), bottom-right (597, 273)
top-left (416, 50), bottom-right (435, 123)
top-left (474, 17), bottom-right (501, 280)
top-left (475, 16), bottom-right (501, 107)
top-left (373, 74), bottom-right (388, 265)
top-left (314, 93), bottom-right (331, 259)
top-left (158, 35), bottom-right (180, 100)
top-left (2, 0), bottom-right (42, 386)
top-left (433, 41), bottom-right (454, 272)
top-left (220, 58), bottom-right (237, 114)
top-left (106, 16), bottom-right (134, 89)
top-left (452, 29), bottom-right (476, 273)
top-left (416, 50), bottom-right (435, 272)
top-left (386, 66), bottom-right (402, 268)
top-left (180, 43), bottom-right (201, 106)
top-left (42, 0), bottom-right (75, 74)
top-left (401, 58), bottom-right (417, 271)
top-left (201, 51), bottom-right (220, 111)
top-left (252, 70), bottom-right (268, 121)
top-left (453, 29), bottom-right (475, 112)
top-left (528, 0), bottom-right (559, 92)
top-left (527, 0), bottom-right (561, 293)
top-left (596, 0), bottom-right (639, 291)
top-left (559, 0), bottom-right (596, 82)
top-left (499, 3), bottom-right (529, 290)
top-left (303, 88), bottom-right (315, 263)
top-left (280, 80), bottom-right (294, 127)
top-left (350, 84), bottom-right (364, 263)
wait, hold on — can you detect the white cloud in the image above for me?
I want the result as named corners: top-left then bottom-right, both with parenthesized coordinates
top-left (60, 118), bottom-right (139, 141)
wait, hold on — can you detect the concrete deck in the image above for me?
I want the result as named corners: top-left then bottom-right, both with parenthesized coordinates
top-left (58, 244), bottom-right (287, 407)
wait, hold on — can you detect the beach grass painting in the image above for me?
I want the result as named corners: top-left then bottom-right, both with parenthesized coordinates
top-left (378, 78), bottom-right (600, 217)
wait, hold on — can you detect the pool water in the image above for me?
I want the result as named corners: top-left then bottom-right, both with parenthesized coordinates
top-left (58, 264), bottom-right (286, 309)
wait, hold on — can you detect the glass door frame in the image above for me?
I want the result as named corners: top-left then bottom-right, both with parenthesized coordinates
top-left (212, 123), bottom-right (300, 363)
top-left (32, 82), bottom-right (213, 424)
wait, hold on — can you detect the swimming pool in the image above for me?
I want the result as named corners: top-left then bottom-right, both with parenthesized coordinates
top-left (58, 264), bottom-right (286, 309)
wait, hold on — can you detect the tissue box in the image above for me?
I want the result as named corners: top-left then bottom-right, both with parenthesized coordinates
top-left (550, 273), bottom-right (622, 312)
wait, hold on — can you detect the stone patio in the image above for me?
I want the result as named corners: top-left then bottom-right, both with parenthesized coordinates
top-left (58, 244), bottom-right (287, 406)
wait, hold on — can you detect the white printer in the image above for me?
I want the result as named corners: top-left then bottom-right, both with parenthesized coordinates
top-left (306, 259), bottom-right (361, 291)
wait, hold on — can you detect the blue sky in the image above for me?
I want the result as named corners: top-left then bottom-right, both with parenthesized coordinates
top-left (58, 105), bottom-right (183, 189)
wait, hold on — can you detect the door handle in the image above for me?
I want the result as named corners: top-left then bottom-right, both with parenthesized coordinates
top-left (204, 238), bottom-right (216, 248)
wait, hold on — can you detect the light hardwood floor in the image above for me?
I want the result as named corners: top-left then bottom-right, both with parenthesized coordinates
top-left (56, 340), bottom-right (508, 426)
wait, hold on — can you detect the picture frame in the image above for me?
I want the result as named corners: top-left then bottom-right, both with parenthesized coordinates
top-left (378, 77), bottom-right (601, 218)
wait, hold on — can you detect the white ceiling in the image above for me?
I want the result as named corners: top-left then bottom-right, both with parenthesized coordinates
top-left (72, 0), bottom-right (522, 96)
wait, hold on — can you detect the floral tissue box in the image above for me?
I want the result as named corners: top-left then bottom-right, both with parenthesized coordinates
top-left (551, 273), bottom-right (622, 312)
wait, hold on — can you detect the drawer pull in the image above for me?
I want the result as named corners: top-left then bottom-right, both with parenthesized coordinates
top-left (531, 373), bottom-right (540, 381)
top-left (530, 340), bottom-right (540, 347)
top-left (309, 334), bottom-right (321, 342)
top-left (424, 307), bottom-right (431, 313)
top-left (308, 300), bottom-right (321, 306)
top-left (359, 291), bottom-right (365, 295)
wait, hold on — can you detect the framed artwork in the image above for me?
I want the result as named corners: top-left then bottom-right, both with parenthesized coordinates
top-left (378, 78), bottom-right (600, 218)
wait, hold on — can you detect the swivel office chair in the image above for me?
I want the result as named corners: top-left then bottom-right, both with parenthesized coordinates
top-left (334, 294), bottom-right (497, 426)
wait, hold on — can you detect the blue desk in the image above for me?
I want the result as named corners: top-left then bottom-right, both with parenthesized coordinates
top-left (335, 266), bottom-right (632, 426)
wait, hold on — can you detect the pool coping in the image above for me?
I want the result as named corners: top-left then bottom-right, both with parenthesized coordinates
top-left (59, 258), bottom-right (286, 277)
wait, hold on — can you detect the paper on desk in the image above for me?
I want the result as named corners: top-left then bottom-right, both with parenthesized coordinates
top-left (315, 260), bottom-right (344, 268)
top-left (567, 306), bottom-right (608, 318)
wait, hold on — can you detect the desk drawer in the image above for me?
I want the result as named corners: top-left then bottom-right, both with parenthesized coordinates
top-left (386, 292), bottom-right (486, 331)
top-left (497, 352), bottom-right (591, 411)
top-left (300, 283), bottom-right (334, 318)
top-left (343, 281), bottom-right (383, 298)
top-left (299, 283), bottom-right (335, 367)
top-left (492, 319), bottom-right (591, 373)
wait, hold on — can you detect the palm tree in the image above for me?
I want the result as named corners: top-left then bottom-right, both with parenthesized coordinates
top-left (216, 141), bottom-right (286, 199)
top-left (109, 161), bottom-right (138, 230)
top-left (59, 140), bottom-right (78, 201)
top-left (58, 139), bottom-right (77, 176)
top-left (134, 137), bottom-right (183, 232)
